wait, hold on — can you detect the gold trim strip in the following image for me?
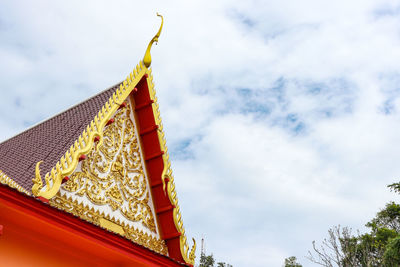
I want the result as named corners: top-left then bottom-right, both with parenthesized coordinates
top-left (99, 218), bottom-right (125, 236)
top-left (50, 193), bottom-right (168, 255)
top-left (0, 170), bottom-right (31, 196)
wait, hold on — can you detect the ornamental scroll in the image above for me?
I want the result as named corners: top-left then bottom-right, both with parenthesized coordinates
top-left (62, 101), bottom-right (157, 233)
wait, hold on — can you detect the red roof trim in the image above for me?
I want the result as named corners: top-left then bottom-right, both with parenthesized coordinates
top-left (133, 77), bottom-right (189, 263)
top-left (0, 184), bottom-right (188, 267)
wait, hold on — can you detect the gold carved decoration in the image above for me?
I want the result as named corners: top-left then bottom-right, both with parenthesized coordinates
top-left (50, 193), bottom-right (168, 255)
top-left (62, 102), bottom-right (157, 233)
top-left (147, 75), bottom-right (197, 264)
top-left (0, 170), bottom-right (31, 196)
top-left (32, 60), bottom-right (149, 199)
top-left (143, 13), bottom-right (163, 68)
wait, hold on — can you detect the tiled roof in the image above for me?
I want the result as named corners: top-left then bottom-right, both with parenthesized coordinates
top-left (0, 83), bottom-right (121, 193)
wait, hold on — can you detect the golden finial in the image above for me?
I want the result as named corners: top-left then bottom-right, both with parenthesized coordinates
top-left (143, 13), bottom-right (164, 68)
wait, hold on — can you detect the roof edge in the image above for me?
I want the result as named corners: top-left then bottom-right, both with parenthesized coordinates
top-left (32, 61), bottom-right (148, 199)
top-left (0, 81), bottom-right (123, 145)
top-left (0, 170), bottom-right (31, 196)
top-left (147, 73), bottom-right (197, 264)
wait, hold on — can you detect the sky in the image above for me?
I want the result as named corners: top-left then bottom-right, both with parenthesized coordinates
top-left (1, 0), bottom-right (400, 266)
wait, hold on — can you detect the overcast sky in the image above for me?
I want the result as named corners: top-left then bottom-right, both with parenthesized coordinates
top-left (2, 1), bottom-right (400, 266)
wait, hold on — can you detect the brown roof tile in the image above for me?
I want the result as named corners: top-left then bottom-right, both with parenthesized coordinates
top-left (0, 83), bottom-right (121, 193)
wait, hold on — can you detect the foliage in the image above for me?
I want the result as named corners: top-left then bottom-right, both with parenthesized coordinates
top-left (307, 225), bottom-right (359, 266)
top-left (383, 236), bottom-right (400, 266)
top-left (366, 201), bottom-right (400, 233)
top-left (388, 182), bottom-right (400, 195)
top-left (199, 253), bottom-right (215, 267)
top-left (217, 262), bottom-right (233, 267)
top-left (307, 183), bottom-right (400, 267)
top-left (284, 256), bottom-right (302, 267)
top-left (199, 252), bottom-right (232, 267)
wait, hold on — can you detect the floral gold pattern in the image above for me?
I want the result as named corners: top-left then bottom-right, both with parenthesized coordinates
top-left (62, 102), bottom-right (157, 233)
top-left (50, 193), bottom-right (168, 255)
top-left (32, 61), bottom-right (149, 199)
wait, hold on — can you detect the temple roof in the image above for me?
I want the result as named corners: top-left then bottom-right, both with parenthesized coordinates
top-left (0, 84), bottom-right (119, 193)
top-left (0, 15), bottom-right (196, 265)
top-left (0, 61), bottom-right (195, 265)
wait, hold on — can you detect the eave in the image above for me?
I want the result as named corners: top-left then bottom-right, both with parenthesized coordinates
top-left (0, 184), bottom-right (188, 267)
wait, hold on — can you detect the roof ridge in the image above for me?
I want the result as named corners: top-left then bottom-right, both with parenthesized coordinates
top-left (0, 81), bottom-right (122, 145)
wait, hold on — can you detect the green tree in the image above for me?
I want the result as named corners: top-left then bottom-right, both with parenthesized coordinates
top-left (199, 253), bottom-right (232, 267)
top-left (366, 201), bottom-right (400, 233)
top-left (284, 256), bottom-right (302, 267)
top-left (308, 183), bottom-right (400, 267)
top-left (388, 182), bottom-right (400, 194)
top-left (217, 262), bottom-right (233, 267)
top-left (199, 253), bottom-right (215, 267)
top-left (383, 236), bottom-right (400, 266)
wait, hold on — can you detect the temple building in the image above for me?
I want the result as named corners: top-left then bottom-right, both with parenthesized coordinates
top-left (0, 15), bottom-right (195, 266)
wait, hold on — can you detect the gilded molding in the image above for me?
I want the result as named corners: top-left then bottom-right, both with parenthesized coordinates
top-left (0, 170), bottom-right (31, 196)
top-left (49, 193), bottom-right (168, 255)
top-left (32, 61), bottom-right (149, 200)
top-left (147, 73), bottom-right (196, 264)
